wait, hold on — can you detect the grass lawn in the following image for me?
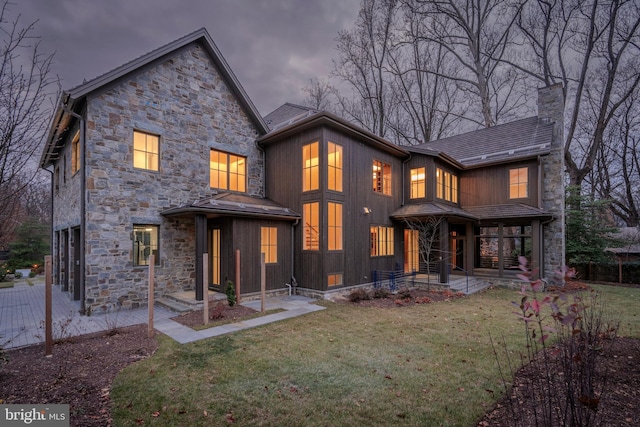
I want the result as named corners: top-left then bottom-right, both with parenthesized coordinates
top-left (111, 285), bottom-right (640, 426)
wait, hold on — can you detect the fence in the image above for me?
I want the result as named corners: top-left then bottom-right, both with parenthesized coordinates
top-left (572, 261), bottom-right (640, 284)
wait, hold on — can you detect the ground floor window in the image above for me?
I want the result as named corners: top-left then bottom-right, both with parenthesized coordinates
top-left (261, 227), bottom-right (278, 264)
top-left (133, 225), bottom-right (159, 266)
top-left (371, 226), bottom-right (394, 257)
top-left (328, 273), bottom-right (343, 287)
top-left (404, 229), bottom-right (419, 272)
top-left (476, 224), bottom-right (531, 270)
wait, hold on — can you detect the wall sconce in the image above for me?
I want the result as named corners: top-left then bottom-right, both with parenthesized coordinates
top-left (363, 207), bottom-right (371, 215)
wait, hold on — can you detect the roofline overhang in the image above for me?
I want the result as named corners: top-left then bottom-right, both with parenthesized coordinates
top-left (258, 112), bottom-right (410, 159)
top-left (161, 206), bottom-right (301, 221)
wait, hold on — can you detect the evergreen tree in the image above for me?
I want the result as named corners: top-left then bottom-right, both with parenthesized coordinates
top-left (7, 218), bottom-right (50, 271)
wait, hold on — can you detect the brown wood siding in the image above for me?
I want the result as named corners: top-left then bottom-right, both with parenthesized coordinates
top-left (460, 160), bottom-right (539, 207)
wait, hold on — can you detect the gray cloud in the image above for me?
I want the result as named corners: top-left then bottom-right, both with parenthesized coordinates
top-left (13, 0), bottom-right (359, 115)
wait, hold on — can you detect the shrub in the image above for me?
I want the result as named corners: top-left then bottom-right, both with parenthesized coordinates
top-left (372, 288), bottom-right (390, 299)
top-left (226, 281), bottom-right (236, 307)
top-left (28, 271), bottom-right (36, 278)
top-left (397, 289), bottom-right (412, 300)
top-left (348, 288), bottom-right (370, 302)
top-left (14, 271), bottom-right (22, 279)
top-left (210, 303), bottom-right (225, 320)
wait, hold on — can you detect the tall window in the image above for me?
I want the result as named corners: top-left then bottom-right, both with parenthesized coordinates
top-left (327, 142), bottom-right (343, 192)
top-left (133, 130), bottom-right (159, 171)
top-left (328, 202), bottom-right (343, 251)
top-left (404, 229), bottom-right (419, 272)
top-left (261, 227), bottom-right (277, 264)
top-left (370, 226), bottom-right (394, 256)
top-left (71, 131), bottom-right (80, 174)
top-left (133, 225), bottom-right (159, 266)
top-left (509, 167), bottom-right (528, 199)
top-left (303, 142), bottom-right (319, 192)
top-left (303, 202), bottom-right (319, 251)
top-left (210, 150), bottom-right (246, 192)
top-left (410, 167), bottom-right (426, 199)
top-left (373, 160), bottom-right (391, 195)
top-left (436, 168), bottom-right (458, 202)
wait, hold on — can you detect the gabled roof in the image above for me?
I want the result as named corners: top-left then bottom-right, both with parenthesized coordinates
top-left (258, 110), bottom-right (409, 158)
top-left (161, 192), bottom-right (300, 221)
top-left (390, 202), bottom-right (478, 221)
top-left (264, 103), bottom-right (317, 131)
top-left (415, 117), bottom-right (553, 168)
top-left (40, 28), bottom-right (268, 168)
top-left (463, 203), bottom-right (553, 220)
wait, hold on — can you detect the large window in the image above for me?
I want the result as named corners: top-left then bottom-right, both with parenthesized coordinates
top-left (328, 202), bottom-right (343, 251)
top-left (373, 160), bottom-right (391, 195)
top-left (303, 142), bottom-right (319, 192)
top-left (210, 150), bottom-right (246, 192)
top-left (410, 167), bottom-right (426, 199)
top-left (133, 130), bottom-right (159, 171)
top-left (509, 167), bottom-right (528, 199)
top-left (370, 225), bottom-right (394, 256)
top-left (404, 229), bottom-right (419, 272)
top-left (303, 202), bottom-right (319, 251)
top-left (261, 227), bottom-right (277, 264)
top-left (476, 225), bottom-right (531, 270)
top-left (71, 131), bottom-right (80, 175)
top-left (327, 142), bottom-right (343, 192)
top-left (133, 225), bottom-right (159, 266)
top-left (436, 168), bottom-right (458, 202)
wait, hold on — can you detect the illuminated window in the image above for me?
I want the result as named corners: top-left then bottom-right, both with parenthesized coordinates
top-left (133, 225), bottom-right (159, 266)
top-left (303, 202), bottom-right (319, 251)
top-left (261, 227), bottom-right (277, 264)
top-left (373, 160), bottom-right (391, 195)
top-left (133, 131), bottom-right (159, 171)
top-left (370, 226), bottom-right (394, 256)
top-left (436, 168), bottom-right (458, 202)
top-left (328, 273), bottom-right (343, 287)
top-left (328, 202), bottom-right (343, 251)
top-left (210, 150), bottom-right (246, 192)
top-left (303, 142), bottom-right (319, 191)
top-left (404, 229), bottom-right (419, 272)
top-left (328, 142), bottom-right (343, 192)
top-left (71, 131), bottom-right (80, 174)
top-left (410, 167), bottom-right (426, 199)
top-left (509, 167), bottom-right (528, 199)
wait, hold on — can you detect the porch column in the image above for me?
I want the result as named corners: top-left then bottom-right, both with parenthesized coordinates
top-left (195, 214), bottom-right (207, 301)
top-left (531, 220), bottom-right (541, 280)
top-left (439, 220), bottom-right (449, 283)
top-left (465, 222), bottom-right (474, 275)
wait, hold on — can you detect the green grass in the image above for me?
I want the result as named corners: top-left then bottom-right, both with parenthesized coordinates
top-left (192, 308), bottom-right (286, 331)
top-left (111, 285), bottom-right (640, 426)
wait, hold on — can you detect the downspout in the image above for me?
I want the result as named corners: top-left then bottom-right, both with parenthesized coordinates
top-left (290, 218), bottom-right (299, 294)
top-left (63, 106), bottom-right (86, 315)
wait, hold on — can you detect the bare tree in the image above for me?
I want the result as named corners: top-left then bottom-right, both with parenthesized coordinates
top-left (302, 78), bottom-right (334, 111)
top-left (514, 0), bottom-right (640, 189)
top-left (0, 1), bottom-right (58, 246)
top-left (403, 216), bottom-right (446, 283)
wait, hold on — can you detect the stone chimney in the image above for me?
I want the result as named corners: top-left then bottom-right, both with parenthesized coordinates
top-left (538, 83), bottom-right (566, 281)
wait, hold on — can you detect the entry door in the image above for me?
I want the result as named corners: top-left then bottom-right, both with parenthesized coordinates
top-left (404, 229), bottom-right (419, 273)
top-left (450, 232), bottom-right (465, 273)
top-left (209, 229), bottom-right (221, 288)
top-left (72, 228), bottom-right (81, 300)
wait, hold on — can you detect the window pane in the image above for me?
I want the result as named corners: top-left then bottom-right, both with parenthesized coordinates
top-left (410, 167), bottom-right (426, 199)
top-left (133, 225), bottom-right (159, 266)
top-left (328, 202), bottom-right (343, 251)
top-left (328, 142), bottom-right (343, 192)
top-left (436, 168), bottom-right (443, 199)
top-left (509, 167), bottom-right (528, 199)
top-left (303, 203), bottom-right (319, 250)
top-left (303, 142), bottom-right (319, 191)
top-left (328, 273), bottom-right (343, 287)
top-left (261, 227), bottom-right (277, 263)
top-left (133, 131), bottom-right (159, 171)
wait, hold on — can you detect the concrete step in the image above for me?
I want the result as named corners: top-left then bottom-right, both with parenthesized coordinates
top-left (156, 297), bottom-right (194, 313)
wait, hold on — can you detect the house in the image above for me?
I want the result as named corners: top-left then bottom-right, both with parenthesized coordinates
top-left (40, 28), bottom-right (565, 314)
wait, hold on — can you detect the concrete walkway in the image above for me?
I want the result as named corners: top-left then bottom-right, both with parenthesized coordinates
top-left (0, 279), bottom-right (324, 349)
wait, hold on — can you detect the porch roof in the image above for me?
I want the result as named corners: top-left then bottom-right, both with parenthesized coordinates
top-left (390, 202), bottom-right (478, 221)
top-left (161, 193), bottom-right (301, 221)
top-left (463, 203), bottom-right (554, 221)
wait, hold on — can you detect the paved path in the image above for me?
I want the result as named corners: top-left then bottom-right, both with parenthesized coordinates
top-left (0, 279), bottom-right (324, 349)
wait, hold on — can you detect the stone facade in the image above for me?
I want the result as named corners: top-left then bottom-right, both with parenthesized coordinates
top-left (54, 42), bottom-right (262, 314)
top-left (538, 83), bottom-right (566, 281)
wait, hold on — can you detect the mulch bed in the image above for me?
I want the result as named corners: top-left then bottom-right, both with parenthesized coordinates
top-left (170, 302), bottom-right (258, 329)
top-left (1, 284), bottom-right (638, 426)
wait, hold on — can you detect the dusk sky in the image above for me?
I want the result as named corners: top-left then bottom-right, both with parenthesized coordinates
top-left (14, 0), bottom-right (360, 116)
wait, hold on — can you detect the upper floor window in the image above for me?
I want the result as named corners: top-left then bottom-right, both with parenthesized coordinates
top-left (303, 202), bottom-right (319, 251)
top-left (261, 227), bottom-right (277, 264)
top-left (410, 167), bottom-right (426, 199)
top-left (370, 225), bottom-right (394, 256)
top-left (328, 202), bottom-right (343, 251)
top-left (133, 130), bottom-right (159, 171)
top-left (373, 160), bottom-right (391, 195)
top-left (303, 142), bottom-right (319, 192)
top-left (327, 142), bottom-right (343, 192)
top-left (509, 167), bottom-right (528, 199)
top-left (210, 150), bottom-right (246, 192)
top-left (133, 224), bottom-right (159, 266)
top-left (71, 131), bottom-right (80, 175)
top-left (436, 168), bottom-right (458, 203)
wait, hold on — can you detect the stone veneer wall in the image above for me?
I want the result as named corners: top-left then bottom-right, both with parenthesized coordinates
top-left (81, 42), bottom-right (261, 313)
top-left (538, 84), bottom-right (566, 281)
